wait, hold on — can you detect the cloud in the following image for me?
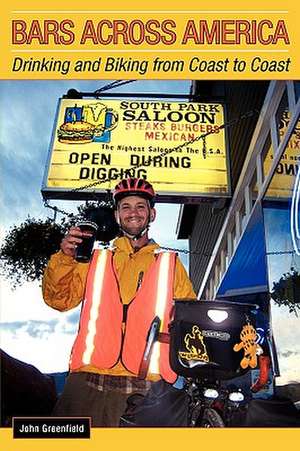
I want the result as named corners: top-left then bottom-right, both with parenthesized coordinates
top-left (0, 316), bottom-right (79, 339)
top-left (150, 203), bottom-right (190, 270)
top-left (65, 310), bottom-right (80, 325)
top-left (0, 80), bottom-right (191, 231)
top-left (0, 326), bottom-right (75, 373)
top-left (0, 79), bottom-right (192, 374)
top-left (1, 319), bottom-right (56, 337)
top-left (275, 351), bottom-right (300, 385)
top-left (270, 303), bottom-right (300, 385)
top-left (279, 350), bottom-right (298, 358)
top-left (0, 276), bottom-right (81, 373)
top-left (0, 279), bottom-right (60, 323)
top-left (0, 154), bottom-right (45, 226)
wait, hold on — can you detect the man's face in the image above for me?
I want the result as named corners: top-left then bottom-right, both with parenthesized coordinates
top-left (116, 195), bottom-right (156, 236)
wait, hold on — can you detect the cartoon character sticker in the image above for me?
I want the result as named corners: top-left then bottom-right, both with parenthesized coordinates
top-left (179, 325), bottom-right (209, 362)
top-left (233, 322), bottom-right (263, 369)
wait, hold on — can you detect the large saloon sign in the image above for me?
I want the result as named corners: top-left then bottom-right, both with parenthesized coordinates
top-left (42, 98), bottom-right (229, 202)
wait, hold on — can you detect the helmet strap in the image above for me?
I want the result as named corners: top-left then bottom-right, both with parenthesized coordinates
top-left (116, 208), bottom-right (152, 242)
top-left (120, 224), bottom-right (150, 242)
top-left (115, 199), bottom-right (153, 243)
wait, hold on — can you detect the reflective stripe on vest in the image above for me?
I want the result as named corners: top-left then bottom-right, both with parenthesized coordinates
top-left (69, 249), bottom-right (177, 383)
top-left (69, 249), bottom-right (123, 370)
top-left (122, 252), bottom-right (177, 383)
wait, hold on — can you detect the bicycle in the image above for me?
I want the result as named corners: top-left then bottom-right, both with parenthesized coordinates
top-left (169, 300), bottom-right (270, 428)
top-left (120, 299), bottom-right (270, 428)
top-left (183, 378), bottom-right (243, 427)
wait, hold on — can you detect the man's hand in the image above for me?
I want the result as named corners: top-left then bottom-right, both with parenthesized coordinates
top-left (60, 226), bottom-right (91, 258)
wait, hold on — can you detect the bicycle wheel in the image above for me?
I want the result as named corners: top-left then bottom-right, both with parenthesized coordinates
top-left (199, 408), bottom-right (225, 427)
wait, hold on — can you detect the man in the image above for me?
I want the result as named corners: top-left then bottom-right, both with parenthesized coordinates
top-left (42, 177), bottom-right (196, 427)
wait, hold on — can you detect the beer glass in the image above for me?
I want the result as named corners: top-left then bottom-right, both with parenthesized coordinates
top-left (75, 220), bottom-right (98, 263)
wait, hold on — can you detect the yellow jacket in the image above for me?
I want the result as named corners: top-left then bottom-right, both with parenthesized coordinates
top-left (42, 236), bottom-right (196, 377)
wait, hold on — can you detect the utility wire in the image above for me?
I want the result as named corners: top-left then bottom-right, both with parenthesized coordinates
top-left (42, 101), bottom-right (265, 257)
top-left (44, 107), bottom-right (259, 204)
top-left (94, 80), bottom-right (138, 94)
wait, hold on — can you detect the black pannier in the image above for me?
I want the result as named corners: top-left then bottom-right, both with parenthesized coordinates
top-left (169, 300), bottom-right (260, 381)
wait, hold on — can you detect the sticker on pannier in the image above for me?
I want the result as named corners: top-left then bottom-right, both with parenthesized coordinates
top-left (169, 300), bottom-right (262, 380)
top-left (233, 321), bottom-right (263, 369)
top-left (178, 325), bottom-right (209, 362)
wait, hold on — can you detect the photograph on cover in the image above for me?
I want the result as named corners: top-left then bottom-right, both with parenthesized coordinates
top-left (0, 79), bottom-right (299, 430)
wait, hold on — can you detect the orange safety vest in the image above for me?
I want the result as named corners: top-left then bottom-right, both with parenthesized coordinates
top-left (69, 248), bottom-right (178, 383)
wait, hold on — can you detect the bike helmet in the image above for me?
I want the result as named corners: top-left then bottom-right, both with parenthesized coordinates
top-left (113, 178), bottom-right (155, 207)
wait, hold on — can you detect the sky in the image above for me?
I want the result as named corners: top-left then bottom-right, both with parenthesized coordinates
top-left (0, 79), bottom-right (191, 373)
top-left (264, 206), bottom-right (300, 385)
top-left (0, 79), bottom-right (299, 386)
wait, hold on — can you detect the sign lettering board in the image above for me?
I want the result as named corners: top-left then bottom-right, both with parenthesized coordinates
top-left (264, 111), bottom-right (300, 199)
top-left (42, 98), bottom-right (229, 201)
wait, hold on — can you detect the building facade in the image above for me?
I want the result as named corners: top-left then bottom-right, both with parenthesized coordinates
top-left (177, 80), bottom-right (300, 389)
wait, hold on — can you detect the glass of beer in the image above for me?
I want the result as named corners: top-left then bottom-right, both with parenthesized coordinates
top-left (75, 220), bottom-right (98, 263)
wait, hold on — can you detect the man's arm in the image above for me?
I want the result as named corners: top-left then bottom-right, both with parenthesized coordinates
top-left (174, 257), bottom-right (197, 299)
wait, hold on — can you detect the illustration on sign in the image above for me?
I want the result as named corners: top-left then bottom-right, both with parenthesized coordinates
top-left (57, 103), bottom-right (119, 144)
